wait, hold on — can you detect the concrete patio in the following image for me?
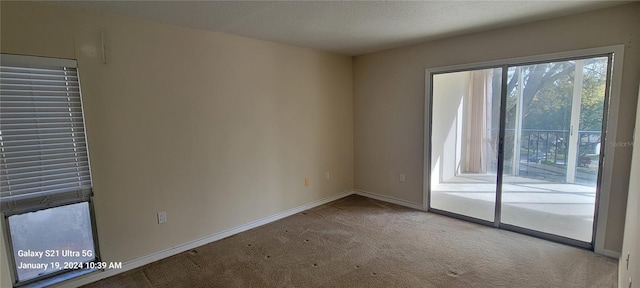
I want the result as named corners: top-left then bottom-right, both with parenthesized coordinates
top-left (431, 174), bottom-right (596, 242)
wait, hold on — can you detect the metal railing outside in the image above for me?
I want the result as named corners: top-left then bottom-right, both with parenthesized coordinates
top-left (503, 128), bottom-right (601, 185)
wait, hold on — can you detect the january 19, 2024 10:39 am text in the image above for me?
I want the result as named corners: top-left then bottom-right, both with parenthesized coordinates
top-left (16, 249), bottom-right (122, 271)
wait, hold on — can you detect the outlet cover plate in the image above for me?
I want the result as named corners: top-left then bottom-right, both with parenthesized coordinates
top-left (158, 212), bottom-right (167, 224)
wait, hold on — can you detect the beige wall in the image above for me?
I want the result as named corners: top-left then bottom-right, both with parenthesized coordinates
top-left (354, 3), bottom-right (640, 253)
top-left (2, 1), bottom-right (640, 286)
top-left (0, 1), bottom-right (353, 286)
top-left (431, 71), bottom-right (471, 183)
top-left (619, 85), bottom-right (640, 288)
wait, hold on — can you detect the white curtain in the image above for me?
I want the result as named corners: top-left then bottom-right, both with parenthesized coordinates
top-left (464, 70), bottom-right (492, 173)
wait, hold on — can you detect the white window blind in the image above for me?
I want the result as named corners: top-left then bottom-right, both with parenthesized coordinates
top-left (0, 54), bottom-right (92, 214)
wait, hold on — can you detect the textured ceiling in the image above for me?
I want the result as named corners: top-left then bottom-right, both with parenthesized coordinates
top-left (57, 1), bottom-right (630, 56)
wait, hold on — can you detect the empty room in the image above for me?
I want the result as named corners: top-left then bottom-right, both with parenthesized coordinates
top-left (1, 1), bottom-right (639, 287)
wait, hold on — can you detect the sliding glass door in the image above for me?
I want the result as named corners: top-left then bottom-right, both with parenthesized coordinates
top-left (500, 57), bottom-right (609, 243)
top-left (430, 68), bottom-right (502, 222)
top-left (428, 53), bottom-right (612, 247)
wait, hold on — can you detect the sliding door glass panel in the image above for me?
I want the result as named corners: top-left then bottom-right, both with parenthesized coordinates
top-left (500, 57), bottom-right (608, 242)
top-left (430, 68), bottom-right (502, 221)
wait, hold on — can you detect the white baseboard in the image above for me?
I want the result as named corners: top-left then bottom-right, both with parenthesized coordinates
top-left (53, 190), bottom-right (354, 288)
top-left (51, 188), bottom-right (609, 287)
top-left (598, 248), bottom-right (621, 259)
top-left (353, 189), bottom-right (424, 211)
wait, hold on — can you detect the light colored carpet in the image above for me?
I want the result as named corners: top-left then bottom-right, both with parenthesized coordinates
top-left (83, 195), bottom-right (617, 288)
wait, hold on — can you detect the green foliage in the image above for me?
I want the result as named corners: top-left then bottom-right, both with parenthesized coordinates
top-left (579, 61), bottom-right (607, 131)
top-left (503, 58), bottom-right (607, 132)
top-left (524, 66), bottom-right (573, 130)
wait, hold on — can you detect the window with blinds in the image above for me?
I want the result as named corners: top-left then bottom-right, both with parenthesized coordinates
top-left (1, 54), bottom-right (98, 285)
top-left (0, 54), bottom-right (92, 214)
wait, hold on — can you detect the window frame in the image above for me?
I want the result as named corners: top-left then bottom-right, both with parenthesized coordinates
top-left (4, 199), bottom-right (102, 287)
top-left (423, 45), bottom-right (626, 256)
top-left (0, 53), bottom-right (101, 287)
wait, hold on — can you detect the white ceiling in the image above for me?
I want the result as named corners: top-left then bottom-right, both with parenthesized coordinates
top-left (57, 1), bottom-right (630, 56)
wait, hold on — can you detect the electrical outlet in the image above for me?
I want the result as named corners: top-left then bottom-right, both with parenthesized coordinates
top-left (399, 174), bottom-right (406, 182)
top-left (158, 212), bottom-right (167, 224)
top-left (305, 177), bottom-right (310, 186)
top-left (325, 172), bottom-right (330, 180)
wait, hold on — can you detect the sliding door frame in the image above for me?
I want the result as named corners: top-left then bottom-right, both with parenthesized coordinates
top-left (426, 63), bottom-right (503, 228)
top-left (423, 45), bottom-right (625, 253)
